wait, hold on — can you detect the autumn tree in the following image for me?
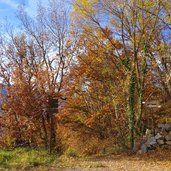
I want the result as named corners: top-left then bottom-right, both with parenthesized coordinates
top-left (57, 26), bottom-right (129, 154)
top-left (0, 0), bottom-right (75, 153)
top-left (0, 0), bottom-right (170, 155)
top-left (71, 0), bottom-right (168, 150)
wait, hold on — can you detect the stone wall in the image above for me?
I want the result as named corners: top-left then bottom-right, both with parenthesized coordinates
top-left (139, 123), bottom-right (171, 153)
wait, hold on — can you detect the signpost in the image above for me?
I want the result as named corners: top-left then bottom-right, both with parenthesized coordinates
top-left (142, 100), bottom-right (161, 108)
top-left (143, 100), bottom-right (162, 135)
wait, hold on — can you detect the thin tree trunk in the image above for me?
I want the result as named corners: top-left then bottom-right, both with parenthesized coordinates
top-left (137, 45), bottom-right (147, 135)
top-left (42, 113), bottom-right (48, 149)
top-left (49, 100), bottom-right (58, 154)
top-left (127, 70), bottom-right (136, 150)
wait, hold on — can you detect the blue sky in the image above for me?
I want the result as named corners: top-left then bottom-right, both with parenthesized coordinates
top-left (0, 0), bottom-right (49, 27)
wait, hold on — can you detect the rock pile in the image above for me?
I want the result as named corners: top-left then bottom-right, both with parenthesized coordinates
top-left (140, 123), bottom-right (171, 153)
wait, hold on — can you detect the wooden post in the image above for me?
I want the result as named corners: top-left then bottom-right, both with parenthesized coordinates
top-left (48, 97), bottom-right (58, 154)
top-left (143, 100), bottom-right (161, 135)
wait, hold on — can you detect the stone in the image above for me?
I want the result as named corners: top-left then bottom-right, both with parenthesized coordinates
top-left (161, 145), bottom-right (168, 149)
top-left (166, 141), bottom-right (171, 145)
top-left (164, 124), bottom-right (171, 131)
top-left (138, 123), bottom-right (171, 154)
top-left (141, 144), bottom-right (148, 153)
top-left (148, 145), bottom-right (157, 150)
top-left (165, 134), bottom-right (171, 141)
top-left (157, 124), bottom-right (165, 130)
top-left (145, 137), bottom-right (157, 147)
top-left (157, 123), bottom-right (171, 131)
top-left (157, 139), bottom-right (165, 145)
top-left (159, 131), bottom-right (168, 138)
top-left (155, 133), bottom-right (162, 140)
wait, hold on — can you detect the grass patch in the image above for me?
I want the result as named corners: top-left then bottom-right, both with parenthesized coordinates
top-left (94, 162), bottom-right (106, 168)
top-left (0, 148), bottom-right (57, 169)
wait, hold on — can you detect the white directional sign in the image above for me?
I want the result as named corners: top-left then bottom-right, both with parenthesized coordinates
top-left (143, 100), bottom-right (161, 108)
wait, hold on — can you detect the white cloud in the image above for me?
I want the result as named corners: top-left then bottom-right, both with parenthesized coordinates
top-left (0, 0), bottom-right (50, 18)
top-left (0, 0), bottom-right (38, 18)
top-left (0, 0), bottom-right (19, 10)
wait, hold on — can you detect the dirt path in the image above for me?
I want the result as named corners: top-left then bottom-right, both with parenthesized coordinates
top-left (59, 161), bottom-right (171, 171)
top-left (59, 157), bottom-right (171, 171)
top-left (24, 150), bottom-right (171, 171)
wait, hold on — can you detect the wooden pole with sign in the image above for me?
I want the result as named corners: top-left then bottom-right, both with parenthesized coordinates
top-left (46, 96), bottom-right (59, 154)
top-left (143, 100), bottom-right (161, 135)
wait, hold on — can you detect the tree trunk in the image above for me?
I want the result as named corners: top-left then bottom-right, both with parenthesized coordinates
top-left (49, 100), bottom-right (58, 154)
top-left (137, 46), bottom-right (147, 135)
top-left (127, 70), bottom-right (136, 150)
top-left (42, 113), bottom-right (48, 149)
